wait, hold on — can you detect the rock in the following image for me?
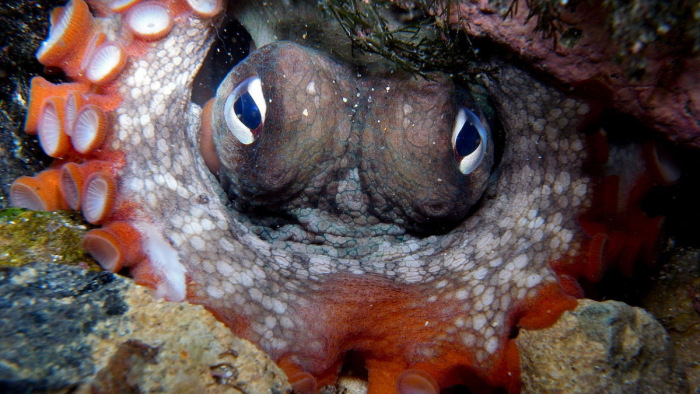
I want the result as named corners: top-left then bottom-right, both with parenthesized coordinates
top-left (0, 263), bottom-right (290, 393)
top-left (641, 246), bottom-right (700, 391)
top-left (0, 209), bottom-right (99, 269)
top-left (322, 376), bottom-right (368, 394)
top-left (449, 0), bottom-right (700, 147)
top-left (2, 263), bottom-right (687, 393)
top-left (517, 298), bottom-right (687, 393)
top-left (0, 0), bottom-right (61, 208)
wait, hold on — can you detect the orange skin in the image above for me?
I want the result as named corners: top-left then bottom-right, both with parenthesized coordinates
top-left (12, 1), bottom-right (666, 392)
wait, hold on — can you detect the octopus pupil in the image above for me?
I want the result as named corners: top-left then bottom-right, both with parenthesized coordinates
top-left (234, 91), bottom-right (262, 129)
top-left (456, 120), bottom-right (481, 157)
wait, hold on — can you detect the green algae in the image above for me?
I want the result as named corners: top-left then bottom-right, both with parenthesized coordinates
top-left (319, 0), bottom-right (483, 79)
top-left (0, 208), bottom-right (100, 269)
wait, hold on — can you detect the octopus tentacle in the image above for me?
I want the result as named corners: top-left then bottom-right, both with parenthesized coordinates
top-left (11, 0), bottom-right (670, 392)
top-left (12, 0), bottom-right (220, 301)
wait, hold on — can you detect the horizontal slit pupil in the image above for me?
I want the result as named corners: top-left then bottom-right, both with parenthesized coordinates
top-left (234, 91), bottom-right (262, 130)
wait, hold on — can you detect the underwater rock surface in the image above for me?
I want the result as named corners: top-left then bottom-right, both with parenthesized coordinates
top-left (0, 208), bottom-right (98, 268)
top-left (518, 299), bottom-right (687, 393)
top-left (641, 246), bottom-right (700, 390)
top-left (451, 0), bottom-right (700, 147)
top-left (0, 263), bottom-right (290, 393)
top-left (0, 263), bottom-right (685, 392)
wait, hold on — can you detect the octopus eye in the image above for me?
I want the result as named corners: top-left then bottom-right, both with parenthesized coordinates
top-left (451, 107), bottom-right (488, 175)
top-left (224, 76), bottom-right (266, 145)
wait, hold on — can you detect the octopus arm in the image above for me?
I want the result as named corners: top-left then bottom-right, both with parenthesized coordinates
top-left (11, 0), bottom-right (670, 392)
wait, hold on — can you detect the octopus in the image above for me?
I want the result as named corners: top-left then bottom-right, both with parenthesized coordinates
top-left (9, 0), bottom-right (677, 392)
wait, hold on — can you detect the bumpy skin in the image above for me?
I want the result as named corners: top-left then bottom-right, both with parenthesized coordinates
top-left (16, 0), bottom-right (653, 392)
top-left (212, 42), bottom-right (494, 237)
top-left (203, 37), bottom-right (593, 390)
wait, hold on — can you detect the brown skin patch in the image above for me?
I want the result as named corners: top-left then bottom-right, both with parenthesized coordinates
top-left (211, 41), bottom-right (493, 234)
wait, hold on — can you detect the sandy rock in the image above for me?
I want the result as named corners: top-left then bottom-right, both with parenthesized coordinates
top-left (2, 263), bottom-right (687, 393)
top-left (0, 263), bottom-right (290, 393)
top-left (518, 298), bottom-right (687, 393)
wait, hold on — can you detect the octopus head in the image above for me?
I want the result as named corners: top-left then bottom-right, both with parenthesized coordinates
top-left (204, 41), bottom-right (495, 238)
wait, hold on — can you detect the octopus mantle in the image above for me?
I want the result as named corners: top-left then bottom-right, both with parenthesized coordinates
top-left (11, 0), bottom-right (671, 392)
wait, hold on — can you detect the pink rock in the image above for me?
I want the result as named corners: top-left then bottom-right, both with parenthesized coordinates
top-left (449, 0), bottom-right (700, 147)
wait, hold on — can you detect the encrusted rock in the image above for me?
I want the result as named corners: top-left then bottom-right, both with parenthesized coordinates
top-left (1, 262), bottom-right (688, 393)
top-left (642, 246), bottom-right (700, 390)
top-left (0, 263), bottom-right (290, 393)
top-left (518, 298), bottom-right (687, 393)
top-left (450, 0), bottom-right (700, 147)
top-left (0, 209), bottom-right (98, 269)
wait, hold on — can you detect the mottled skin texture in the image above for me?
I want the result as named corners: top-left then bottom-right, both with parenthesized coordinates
top-left (21, 0), bottom-right (622, 391)
top-left (182, 40), bottom-right (591, 390)
top-left (212, 42), bottom-right (494, 239)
